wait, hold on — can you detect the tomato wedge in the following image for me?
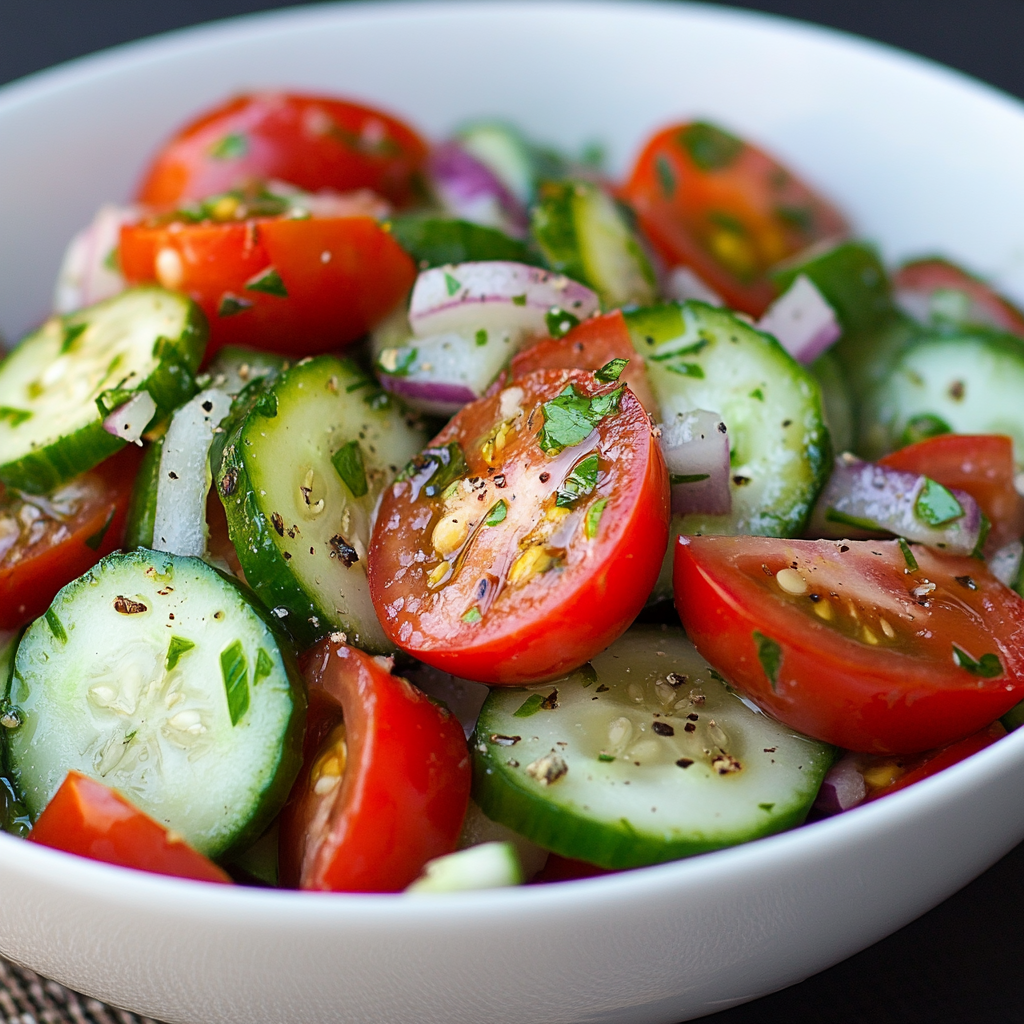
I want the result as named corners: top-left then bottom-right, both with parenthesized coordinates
top-left (0, 445), bottom-right (140, 630)
top-left (278, 639), bottom-right (471, 892)
top-left (508, 311), bottom-right (659, 414)
top-left (879, 434), bottom-right (1024, 550)
top-left (369, 368), bottom-right (670, 683)
top-left (621, 121), bottom-right (848, 316)
top-left (674, 535), bottom-right (1024, 753)
top-left (895, 258), bottom-right (1024, 337)
top-left (120, 211), bottom-right (415, 357)
top-left (28, 771), bottom-right (231, 883)
top-left (136, 92), bottom-right (428, 208)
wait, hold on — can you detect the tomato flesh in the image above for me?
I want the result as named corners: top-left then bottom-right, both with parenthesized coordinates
top-left (879, 434), bottom-right (1024, 550)
top-left (0, 445), bottom-right (140, 630)
top-left (120, 214), bottom-right (415, 357)
top-left (28, 771), bottom-right (231, 883)
top-left (278, 640), bottom-right (471, 892)
top-left (674, 535), bottom-right (1024, 753)
top-left (369, 369), bottom-right (670, 684)
top-left (621, 122), bottom-right (848, 316)
top-left (136, 92), bottom-right (428, 208)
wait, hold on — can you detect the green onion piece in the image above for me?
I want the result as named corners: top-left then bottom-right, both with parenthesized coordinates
top-left (475, 329), bottom-right (488, 347)
top-left (44, 609), bottom-right (67, 645)
top-left (220, 639), bottom-right (250, 727)
top-left (898, 537), bottom-right (919, 571)
top-left (484, 499), bottom-right (508, 526)
top-left (165, 636), bottom-right (196, 672)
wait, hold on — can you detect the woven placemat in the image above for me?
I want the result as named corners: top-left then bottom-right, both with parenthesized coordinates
top-left (0, 959), bottom-right (159, 1024)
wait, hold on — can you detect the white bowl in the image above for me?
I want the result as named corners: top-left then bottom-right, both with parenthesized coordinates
top-left (1, 3), bottom-right (1024, 1022)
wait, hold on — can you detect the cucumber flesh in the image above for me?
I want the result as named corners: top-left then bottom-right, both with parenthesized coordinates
top-left (405, 841), bottom-right (524, 894)
top-left (0, 287), bottom-right (205, 493)
top-left (204, 346), bottom-right (288, 398)
top-left (472, 626), bottom-right (834, 869)
top-left (457, 121), bottom-right (567, 206)
top-left (6, 550), bottom-right (305, 858)
top-left (387, 216), bottom-right (539, 269)
top-left (213, 355), bottom-right (427, 651)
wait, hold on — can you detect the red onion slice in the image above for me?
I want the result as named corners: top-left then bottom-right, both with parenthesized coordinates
top-left (102, 390), bottom-right (156, 444)
top-left (53, 203), bottom-right (142, 314)
top-left (814, 754), bottom-right (867, 816)
top-left (409, 261), bottom-right (599, 340)
top-left (809, 453), bottom-right (984, 554)
top-left (757, 274), bottom-right (840, 364)
top-left (428, 142), bottom-right (529, 237)
top-left (659, 410), bottom-right (731, 517)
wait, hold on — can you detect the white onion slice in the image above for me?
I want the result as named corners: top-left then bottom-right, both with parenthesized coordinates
top-left (428, 142), bottom-right (528, 237)
top-left (102, 391), bottom-right (156, 444)
top-left (757, 274), bottom-right (841, 364)
top-left (408, 261), bottom-right (599, 339)
top-left (151, 388), bottom-right (233, 558)
top-left (814, 754), bottom-right (867, 815)
top-left (663, 266), bottom-right (723, 306)
top-left (988, 540), bottom-right (1023, 588)
top-left (658, 410), bottom-right (731, 517)
top-left (54, 203), bottom-right (141, 314)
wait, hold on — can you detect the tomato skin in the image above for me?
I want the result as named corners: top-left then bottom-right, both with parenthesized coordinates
top-left (279, 640), bottom-right (471, 893)
top-left (621, 122), bottom-right (848, 316)
top-left (369, 369), bottom-right (670, 684)
top-left (533, 853), bottom-right (616, 883)
top-left (136, 92), bottom-right (428, 208)
top-left (674, 535), bottom-right (1024, 754)
top-left (509, 311), bottom-right (659, 414)
top-left (0, 445), bottom-right (140, 630)
top-left (28, 771), bottom-right (231, 884)
top-left (895, 258), bottom-right (1024, 337)
top-left (119, 215), bottom-right (415, 357)
top-left (879, 434), bottom-right (1024, 549)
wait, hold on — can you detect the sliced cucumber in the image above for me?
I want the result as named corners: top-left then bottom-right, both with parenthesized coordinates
top-left (212, 356), bottom-right (427, 651)
top-left (472, 626), bottom-right (834, 869)
top-left (387, 216), bottom-right (539, 270)
top-left (124, 436), bottom-right (163, 549)
top-left (531, 179), bottom-right (656, 309)
top-left (457, 121), bottom-right (568, 206)
top-left (0, 287), bottom-right (205, 493)
top-left (861, 329), bottom-right (1024, 460)
top-left (5, 549), bottom-right (305, 858)
top-left (204, 346), bottom-right (289, 398)
top-left (405, 841), bottom-right (524, 894)
top-left (810, 350), bottom-right (854, 454)
top-left (626, 301), bottom-right (831, 537)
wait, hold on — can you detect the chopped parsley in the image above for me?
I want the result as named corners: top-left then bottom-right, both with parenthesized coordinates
top-left (915, 478), bottom-right (964, 526)
top-left (753, 631), bottom-right (782, 691)
top-left (484, 499), bottom-right (508, 526)
top-left (397, 442), bottom-right (469, 500)
top-left (952, 645), bottom-right (1003, 678)
top-left (220, 639), bottom-right (250, 727)
top-left (594, 358), bottom-right (628, 383)
top-left (678, 122), bottom-right (742, 171)
top-left (585, 497), bottom-right (608, 540)
top-left (331, 440), bottom-right (368, 498)
top-left (556, 452), bottom-right (599, 507)
top-left (244, 267), bottom-right (288, 297)
top-left (444, 272), bottom-right (461, 296)
top-left (165, 635), bottom-right (196, 672)
top-left (538, 383), bottom-right (623, 454)
top-left (208, 132), bottom-right (248, 160)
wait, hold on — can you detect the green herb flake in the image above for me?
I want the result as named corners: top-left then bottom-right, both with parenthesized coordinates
top-left (952, 644), bottom-right (1003, 679)
top-left (758, 802), bottom-right (775, 812)
top-left (545, 306), bottom-right (580, 339)
top-left (753, 631), bottom-right (782, 690)
top-left (595, 358), bottom-right (628, 383)
top-left (585, 496), bottom-right (608, 540)
top-left (915, 477), bottom-right (965, 526)
top-left (749, 388), bottom-right (764, 401)
top-left (209, 132), bottom-right (249, 160)
top-left (44, 609), bottom-right (67, 645)
top-left (665, 362), bottom-right (705, 379)
top-left (220, 639), bottom-right (250, 726)
top-left (511, 294), bottom-right (527, 307)
top-left (331, 440), bottom-right (368, 498)
top-left (245, 267), bottom-right (288, 298)
top-left (775, 204), bottom-right (814, 234)
top-left (484, 498), bottom-right (508, 526)
top-left (461, 607), bottom-right (482, 624)
top-left (255, 389), bottom-right (278, 418)
top-left (444, 272), bottom-right (461, 296)
top-left (475, 328), bottom-right (488, 347)
top-left (165, 636), bottom-right (196, 672)
top-left (670, 473), bottom-right (710, 485)
top-left (575, 663), bottom-right (598, 687)
top-left (655, 154), bottom-right (676, 197)
top-left (218, 293), bottom-right (253, 318)
top-left (648, 339), bottom-right (708, 362)
top-left (0, 406), bottom-right (31, 427)
top-left (556, 452), bottom-right (600, 507)
top-left (971, 513), bottom-right (991, 560)
top-left (60, 322), bottom-right (87, 354)
top-left (84, 507), bottom-right (116, 551)
top-left (397, 441), bottom-right (470, 499)
top-left (824, 508), bottom-right (883, 532)
top-left (513, 693), bottom-right (546, 718)
top-left (679, 122), bottom-right (743, 171)
top-left (898, 537), bottom-right (919, 571)
top-left (598, 752), bottom-right (616, 763)
top-left (539, 383), bottom-right (623, 454)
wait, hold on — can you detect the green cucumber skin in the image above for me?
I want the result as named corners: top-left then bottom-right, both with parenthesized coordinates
top-left (5, 550), bottom-right (306, 859)
top-left (387, 216), bottom-right (540, 269)
top-left (810, 351), bottom-right (855, 455)
top-left (0, 288), bottom-right (207, 494)
top-left (472, 627), bottom-right (834, 869)
top-left (123, 436), bottom-right (163, 549)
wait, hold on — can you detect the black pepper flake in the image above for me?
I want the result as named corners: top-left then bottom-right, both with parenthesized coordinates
top-left (732, 475), bottom-right (751, 486)
top-left (666, 672), bottom-right (687, 687)
top-left (202, 400), bottom-right (214, 413)
top-left (684, 722), bottom-right (696, 733)
top-left (781, 419), bottom-right (792, 427)
top-left (168, 471), bottom-right (179, 481)
top-left (717, 422), bottom-right (727, 433)
top-left (955, 575), bottom-right (978, 590)
top-left (839, 545), bottom-right (849, 553)
top-left (220, 468), bottom-right (239, 496)
top-left (809, 593), bottom-right (821, 602)
top-left (539, 472), bottom-right (550, 483)
top-left (687, 713), bottom-right (699, 722)
top-left (676, 758), bottom-right (694, 769)
top-left (596, 684), bottom-right (609, 693)
top-left (113, 595), bottom-right (147, 615)
top-left (494, 474), bottom-right (506, 488)
top-left (270, 512), bottom-right (285, 536)
top-left (540, 689), bottom-right (559, 710)
top-left (763, 747), bottom-right (777, 753)
top-left (489, 734), bottom-right (521, 746)
top-left (652, 721), bottom-right (675, 736)
top-left (330, 535), bottom-right (358, 567)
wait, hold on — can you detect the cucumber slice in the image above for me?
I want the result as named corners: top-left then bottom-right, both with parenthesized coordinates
top-left (204, 346), bottom-right (288, 398)
top-left (213, 355), bottom-right (427, 651)
top-left (473, 626), bottom-right (834, 869)
top-left (405, 841), bottom-right (524, 894)
top-left (626, 301), bottom-right (831, 537)
top-left (861, 329), bottom-right (1024, 460)
top-left (124, 436), bottom-right (163, 549)
top-left (810, 350), bottom-right (855, 454)
top-left (457, 121), bottom-right (568, 206)
top-left (387, 216), bottom-right (539, 270)
top-left (531, 179), bottom-right (656, 309)
top-left (5, 550), bottom-right (305, 858)
top-left (0, 287), bottom-right (206, 493)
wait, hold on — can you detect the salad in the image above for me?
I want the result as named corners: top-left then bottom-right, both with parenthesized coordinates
top-left (1, 90), bottom-right (1023, 893)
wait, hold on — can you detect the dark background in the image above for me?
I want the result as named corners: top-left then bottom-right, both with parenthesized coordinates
top-left (3, 2), bottom-right (1024, 1022)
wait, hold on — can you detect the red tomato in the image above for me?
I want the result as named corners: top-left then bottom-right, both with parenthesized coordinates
top-left (0, 445), bottom-right (140, 630)
top-left (278, 640), bottom-right (470, 892)
top-left (28, 771), bottom-right (231, 884)
top-left (533, 854), bottom-right (617, 884)
top-left (369, 369), bottom-right (670, 684)
top-left (621, 121), bottom-right (848, 316)
top-left (509, 311), bottom-right (659, 414)
top-left (894, 258), bottom-right (1024, 337)
top-left (120, 214), bottom-right (415, 357)
top-left (879, 434), bottom-right (1024, 549)
top-left (136, 92), bottom-right (427, 209)
top-left (673, 535), bottom-right (1024, 753)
